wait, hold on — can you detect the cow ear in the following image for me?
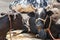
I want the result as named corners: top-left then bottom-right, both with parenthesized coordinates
top-left (47, 10), bottom-right (54, 16)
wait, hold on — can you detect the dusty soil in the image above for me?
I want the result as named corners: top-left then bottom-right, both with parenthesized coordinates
top-left (6, 30), bottom-right (41, 40)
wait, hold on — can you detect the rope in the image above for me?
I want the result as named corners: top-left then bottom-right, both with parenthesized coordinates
top-left (47, 16), bottom-right (55, 40)
top-left (8, 15), bottom-right (12, 40)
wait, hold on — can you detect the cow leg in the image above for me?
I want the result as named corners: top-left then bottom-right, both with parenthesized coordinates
top-left (29, 17), bottom-right (38, 34)
top-left (0, 37), bottom-right (7, 40)
top-left (21, 26), bottom-right (28, 33)
top-left (0, 34), bottom-right (7, 40)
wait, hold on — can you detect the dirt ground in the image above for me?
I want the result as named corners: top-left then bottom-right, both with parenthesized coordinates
top-left (6, 30), bottom-right (41, 40)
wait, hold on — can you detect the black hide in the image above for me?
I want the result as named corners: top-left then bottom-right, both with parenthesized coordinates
top-left (29, 9), bottom-right (55, 39)
top-left (0, 13), bottom-right (25, 40)
top-left (0, 15), bottom-right (10, 40)
top-left (10, 14), bottom-right (24, 30)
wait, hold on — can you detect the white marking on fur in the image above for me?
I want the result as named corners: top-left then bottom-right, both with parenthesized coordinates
top-left (37, 8), bottom-right (43, 15)
top-left (21, 14), bottom-right (30, 32)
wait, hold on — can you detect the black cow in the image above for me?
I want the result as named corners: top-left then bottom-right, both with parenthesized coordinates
top-left (0, 13), bottom-right (25, 40)
top-left (28, 8), bottom-right (60, 39)
top-left (0, 15), bottom-right (10, 40)
top-left (29, 8), bottom-right (54, 39)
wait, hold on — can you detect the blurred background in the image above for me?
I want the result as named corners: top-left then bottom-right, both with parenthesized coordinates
top-left (0, 0), bottom-right (15, 13)
top-left (0, 0), bottom-right (60, 13)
